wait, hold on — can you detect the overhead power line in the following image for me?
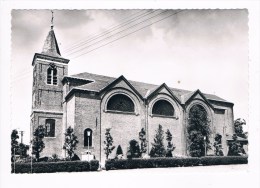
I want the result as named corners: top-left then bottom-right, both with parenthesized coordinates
top-left (63, 9), bottom-right (147, 52)
top-left (64, 10), bottom-right (161, 55)
top-left (66, 10), bottom-right (168, 57)
top-left (71, 10), bottom-right (184, 59)
top-left (11, 71), bottom-right (32, 84)
top-left (13, 10), bottom-right (184, 82)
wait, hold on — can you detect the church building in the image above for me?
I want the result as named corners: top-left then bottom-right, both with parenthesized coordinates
top-left (30, 24), bottom-right (235, 163)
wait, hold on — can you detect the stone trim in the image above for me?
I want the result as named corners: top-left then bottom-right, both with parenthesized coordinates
top-left (149, 114), bottom-right (179, 119)
top-left (31, 110), bottom-right (63, 115)
top-left (104, 109), bottom-right (139, 116)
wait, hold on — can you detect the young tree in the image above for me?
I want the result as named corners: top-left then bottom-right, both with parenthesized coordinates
top-left (18, 143), bottom-right (29, 158)
top-left (150, 124), bottom-right (166, 157)
top-left (139, 128), bottom-right (148, 156)
top-left (104, 128), bottom-right (115, 159)
top-left (213, 133), bottom-right (224, 156)
top-left (234, 118), bottom-right (247, 139)
top-left (165, 129), bottom-right (175, 157)
top-left (11, 129), bottom-right (19, 162)
top-left (127, 139), bottom-right (141, 159)
top-left (187, 105), bottom-right (211, 157)
top-left (31, 125), bottom-right (45, 162)
top-left (63, 126), bottom-right (79, 160)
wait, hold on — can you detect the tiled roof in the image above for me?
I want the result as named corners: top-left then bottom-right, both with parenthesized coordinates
top-left (41, 28), bottom-right (61, 57)
top-left (204, 93), bottom-right (227, 102)
top-left (181, 91), bottom-right (196, 103)
top-left (73, 72), bottom-right (115, 91)
top-left (70, 72), bottom-right (230, 103)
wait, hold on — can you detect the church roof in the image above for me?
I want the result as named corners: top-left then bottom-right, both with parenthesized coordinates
top-left (67, 72), bottom-right (232, 104)
top-left (41, 27), bottom-right (61, 57)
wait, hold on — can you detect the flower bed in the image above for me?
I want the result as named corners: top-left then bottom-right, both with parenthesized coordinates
top-left (11, 160), bottom-right (99, 173)
top-left (105, 156), bottom-right (248, 170)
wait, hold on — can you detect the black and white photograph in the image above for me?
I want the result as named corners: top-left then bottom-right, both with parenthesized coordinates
top-left (0, 2), bottom-right (259, 188)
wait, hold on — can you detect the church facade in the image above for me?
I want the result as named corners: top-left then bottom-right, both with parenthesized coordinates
top-left (30, 25), bottom-right (235, 163)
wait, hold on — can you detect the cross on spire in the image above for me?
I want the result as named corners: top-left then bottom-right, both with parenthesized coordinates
top-left (51, 10), bottom-right (54, 29)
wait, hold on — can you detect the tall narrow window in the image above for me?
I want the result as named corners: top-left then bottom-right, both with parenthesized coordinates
top-left (84, 128), bottom-right (92, 147)
top-left (45, 119), bottom-right (55, 137)
top-left (47, 64), bottom-right (58, 85)
top-left (47, 68), bottom-right (52, 84)
top-left (53, 68), bottom-right (57, 85)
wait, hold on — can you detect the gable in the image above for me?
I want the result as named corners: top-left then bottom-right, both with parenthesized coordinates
top-left (100, 76), bottom-right (143, 100)
top-left (185, 90), bottom-right (214, 110)
top-left (158, 87), bottom-right (172, 96)
top-left (146, 83), bottom-right (182, 106)
top-left (110, 79), bottom-right (134, 92)
top-left (193, 93), bottom-right (205, 101)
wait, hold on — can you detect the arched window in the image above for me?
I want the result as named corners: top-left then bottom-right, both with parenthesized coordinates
top-left (107, 94), bottom-right (135, 112)
top-left (189, 105), bottom-right (208, 120)
top-left (84, 128), bottom-right (92, 147)
top-left (152, 100), bottom-right (174, 116)
top-left (47, 64), bottom-right (58, 85)
top-left (45, 119), bottom-right (55, 137)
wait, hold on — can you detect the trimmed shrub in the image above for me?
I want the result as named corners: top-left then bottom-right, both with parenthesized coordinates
top-left (116, 145), bottom-right (123, 156)
top-left (11, 160), bottom-right (99, 173)
top-left (127, 140), bottom-right (141, 159)
top-left (90, 160), bottom-right (100, 171)
top-left (200, 156), bottom-right (248, 166)
top-left (105, 156), bottom-right (248, 170)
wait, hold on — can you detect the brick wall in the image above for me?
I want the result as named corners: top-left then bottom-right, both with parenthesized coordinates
top-left (66, 96), bottom-right (75, 129)
top-left (147, 93), bottom-right (185, 156)
top-left (101, 110), bottom-right (143, 162)
top-left (32, 59), bottom-right (67, 112)
top-left (31, 56), bottom-right (68, 159)
top-left (32, 112), bottom-right (63, 158)
top-left (73, 93), bottom-right (101, 161)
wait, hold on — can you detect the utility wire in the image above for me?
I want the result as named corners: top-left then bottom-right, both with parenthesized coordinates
top-left (63, 9), bottom-right (146, 52)
top-left (12, 10), bottom-right (148, 80)
top-left (11, 70), bottom-right (32, 83)
top-left (64, 10), bottom-right (160, 55)
top-left (11, 72), bottom-right (32, 84)
top-left (71, 10), bottom-right (184, 59)
top-left (13, 10), bottom-right (184, 82)
top-left (66, 10), bottom-right (168, 56)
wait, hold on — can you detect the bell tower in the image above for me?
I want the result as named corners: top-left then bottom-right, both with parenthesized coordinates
top-left (30, 11), bottom-right (70, 157)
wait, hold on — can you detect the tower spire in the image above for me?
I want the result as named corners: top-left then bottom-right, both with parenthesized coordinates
top-left (41, 10), bottom-right (61, 57)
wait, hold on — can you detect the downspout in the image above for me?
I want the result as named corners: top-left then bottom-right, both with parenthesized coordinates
top-left (63, 80), bottom-right (69, 159)
top-left (224, 109), bottom-right (227, 155)
top-left (99, 98), bottom-right (102, 163)
top-left (145, 100), bottom-right (149, 154)
top-left (184, 107), bottom-right (188, 156)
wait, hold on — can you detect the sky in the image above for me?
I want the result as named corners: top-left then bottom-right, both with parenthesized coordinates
top-left (11, 9), bottom-right (248, 144)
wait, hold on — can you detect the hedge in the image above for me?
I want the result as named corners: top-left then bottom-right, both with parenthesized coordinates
top-left (105, 156), bottom-right (248, 170)
top-left (11, 160), bottom-right (99, 174)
